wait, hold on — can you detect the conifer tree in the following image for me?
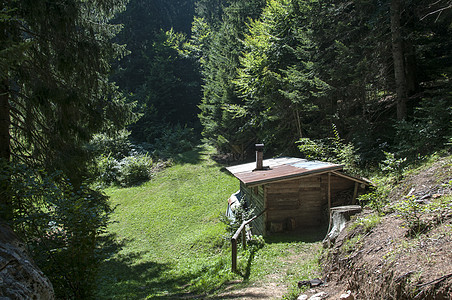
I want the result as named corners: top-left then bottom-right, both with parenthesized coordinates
top-left (0, 0), bottom-right (131, 218)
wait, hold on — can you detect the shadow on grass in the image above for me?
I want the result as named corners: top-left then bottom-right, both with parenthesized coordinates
top-left (96, 234), bottom-right (233, 299)
top-left (173, 146), bottom-right (204, 165)
top-left (96, 234), bottom-right (193, 299)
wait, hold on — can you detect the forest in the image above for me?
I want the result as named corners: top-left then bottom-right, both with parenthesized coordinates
top-left (0, 0), bottom-right (451, 298)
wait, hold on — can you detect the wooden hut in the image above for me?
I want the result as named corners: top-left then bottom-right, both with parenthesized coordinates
top-left (226, 147), bottom-right (370, 235)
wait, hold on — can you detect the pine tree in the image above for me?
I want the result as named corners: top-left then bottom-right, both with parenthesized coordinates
top-left (0, 0), bottom-right (131, 219)
top-left (195, 0), bottom-right (265, 156)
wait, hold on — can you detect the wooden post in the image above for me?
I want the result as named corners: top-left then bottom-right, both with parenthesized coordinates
top-left (242, 229), bottom-right (246, 250)
top-left (328, 172), bottom-right (331, 213)
top-left (352, 182), bottom-right (359, 204)
top-left (230, 209), bottom-right (266, 273)
top-left (231, 238), bottom-right (237, 272)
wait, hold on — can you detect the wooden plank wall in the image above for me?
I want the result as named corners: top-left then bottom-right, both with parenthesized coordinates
top-left (241, 182), bottom-right (266, 235)
top-left (266, 176), bottom-right (324, 230)
top-left (264, 173), bottom-right (364, 233)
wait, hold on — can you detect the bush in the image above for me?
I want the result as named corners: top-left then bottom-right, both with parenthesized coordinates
top-left (152, 124), bottom-right (196, 158)
top-left (380, 151), bottom-right (407, 180)
top-left (93, 154), bottom-right (120, 187)
top-left (357, 177), bottom-right (392, 215)
top-left (296, 124), bottom-right (360, 174)
top-left (393, 96), bottom-right (451, 159)
top-left (117, 153), bottom-right (153, 187)
top-left (88, 129), bottom-right (132, 160)
top-left (2, 163), bottom-right (113, 299)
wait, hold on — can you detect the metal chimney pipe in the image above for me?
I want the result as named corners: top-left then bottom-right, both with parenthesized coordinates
top-left (255, 143), bottom-right (264, 170)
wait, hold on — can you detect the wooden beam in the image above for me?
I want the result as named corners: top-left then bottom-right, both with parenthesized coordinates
top-left (328, 172), bottom-right (331, 214)
top-left (247, 168), bottom-right (343, 188)
top-left (331, 171), bottom-right (371, 185)
top-left (352, 182), bottom-right (359, 204)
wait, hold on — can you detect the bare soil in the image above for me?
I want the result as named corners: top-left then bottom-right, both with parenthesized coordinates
top-left (313, 155), bottom-right (452, 299)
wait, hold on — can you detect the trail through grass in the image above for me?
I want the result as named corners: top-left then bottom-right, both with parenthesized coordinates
top-left (96, 146), bottom-right (323, 299)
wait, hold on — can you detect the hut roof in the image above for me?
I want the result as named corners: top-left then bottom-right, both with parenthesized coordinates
top-left (226, 157), bottom-right (344, 186)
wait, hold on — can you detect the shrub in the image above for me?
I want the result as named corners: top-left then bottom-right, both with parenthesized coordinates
top-left (392, 195), bottom-right (451, 237)
top-left (380, 151), bottom-right (407, 180)
top-left (2, 163), bottom-right (113, 299)
top-left (392, 196), bottom-right (429, 236)
top-left (393, 96), bottom-right (451, 159)
top-left (93, 154), bottom-right (120, 187)
top-left (357, 177), bottom-right (392, 215)
top-left (220, 198), bottom-right (255, 241)
top-left (152, 124), bottom-right (196, 158)
top-left (296, 137), bottom-right (329, 161)
top-left (296, 125), bottom-right (360, 174)
top-left (117, 153), bottom-right (153, 187)
top-left (88, 129), bottom-right (132, 160)
top-left (349, 213), bottom-right (382, 233)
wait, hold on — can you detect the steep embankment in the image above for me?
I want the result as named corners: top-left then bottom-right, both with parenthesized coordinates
top-left (316, 155), bottom-right (452, 299)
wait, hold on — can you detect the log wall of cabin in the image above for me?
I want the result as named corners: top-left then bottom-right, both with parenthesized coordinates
top-left (262, 173), bottom-right (365, 233)
top-left (265, 176), bottom-right (324, 230)
top-left (240, 182), bottom-right (266, 235)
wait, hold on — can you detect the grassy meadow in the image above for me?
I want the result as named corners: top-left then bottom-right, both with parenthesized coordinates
top-left (95, 146), bottom-right (323, 299)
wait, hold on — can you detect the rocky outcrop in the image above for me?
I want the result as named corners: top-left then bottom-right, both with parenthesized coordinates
top-left (0, 223), bottom-right (54, 299)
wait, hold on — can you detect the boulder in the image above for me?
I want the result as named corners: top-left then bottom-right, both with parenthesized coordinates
top-left (0, 223), bottom-right (54, 299)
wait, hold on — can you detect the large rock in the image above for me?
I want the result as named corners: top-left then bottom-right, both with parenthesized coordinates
top-left (0, 223), bottom-right (54, 299)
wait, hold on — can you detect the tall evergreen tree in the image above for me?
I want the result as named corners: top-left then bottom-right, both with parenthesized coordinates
top-left (195, 0), bottom-right (265, 157)
top-left (235, 0), bottom-right (330, 154)
top-left (112, 0), bottom-right (201, 144)
top-left (194, 0), bottom-right (451, 160)
top-left (0, 0), bottom-right (131, 219)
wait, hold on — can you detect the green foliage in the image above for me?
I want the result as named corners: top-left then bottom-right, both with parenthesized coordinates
top-left (93, 154), bottom-right (121, 187)
top-left (392, 196), bottom-right (428, 236)
top-left (220, 198), bottom-right (255, 240)
top-left (358, 177), bottom-right (392, 215)
top-left (341, 234), bottom-right (364, 253)
top-left (191, 0), bottom-right (452, 164)
top-left (92, 152), bottom-right (155, 188)
top-left (380, 151), bottom-right (407, 179)
top-left (234, 0), bottom-right (330, 153)
top-left (116, 153), bottom-right (153, 187)
top-left (297, 138), bottom-right (330, 160)
top-left (152, 124), bottom-right (197, 159)
top-left (392, 195), bottom-right (451, 237)
top-left (1, 163), bottom-right (112, 299)
top-left (88, 130), bottom-right (132, 160)
top-left (349, 213), bottom-right (382, 233)
top-left (193, 0), bottom-right (266, 154)
top-left (393, 95), bottom-right (452, 160)
top-left (1, 0), bottom-right (132, 185)
top-left (296, 125), bottom-right (360, 173)
top-left (112, 1), bottom-right (201, 146)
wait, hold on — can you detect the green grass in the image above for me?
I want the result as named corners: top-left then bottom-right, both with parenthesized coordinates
top-left (95, 146), bottom-right (323, 299)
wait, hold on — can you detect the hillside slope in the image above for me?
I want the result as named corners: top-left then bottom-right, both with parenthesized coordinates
top-left (309, 155), bottom-right (452, 299)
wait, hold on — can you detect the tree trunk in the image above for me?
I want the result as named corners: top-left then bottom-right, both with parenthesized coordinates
top-left (0, 80), bottom-right (10, 161)
top-left (390, 0), bottom-right (408, 120)
top-left (0, 78), bottom-right (12, 222)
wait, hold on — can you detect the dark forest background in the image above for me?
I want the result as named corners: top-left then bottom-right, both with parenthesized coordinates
top-left (113, 0), bottom-right (451, 164)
